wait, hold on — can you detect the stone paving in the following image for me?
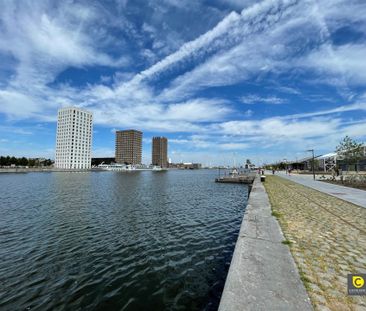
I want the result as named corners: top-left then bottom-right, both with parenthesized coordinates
top-left (274, 171), bottom-right (366, 208)
top-left (264, 176), bottom-right (366, 311)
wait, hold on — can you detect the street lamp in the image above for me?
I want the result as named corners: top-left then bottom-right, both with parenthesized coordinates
top-left (306, 149), bottom-right (315, 180)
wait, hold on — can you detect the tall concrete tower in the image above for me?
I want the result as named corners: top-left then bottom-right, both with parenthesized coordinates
top-left (55, 107), bottom-right (93, 169)
top-left (115, 130), bottom-right (142, 165)
top-left (152, 137), bottom-right (168, 168)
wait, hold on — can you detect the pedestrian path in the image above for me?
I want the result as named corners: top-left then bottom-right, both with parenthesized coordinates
top-left (273, 171), bottom-right (366, 208)
top-left (264, 176), bottom-right (366, 310)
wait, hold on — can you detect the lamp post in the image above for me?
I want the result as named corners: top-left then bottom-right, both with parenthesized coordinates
top-left (307, 149), bottom-right (315, 180)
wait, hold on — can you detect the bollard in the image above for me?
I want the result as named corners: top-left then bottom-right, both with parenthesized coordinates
top-left (260, 175), bottom-right (266, 182)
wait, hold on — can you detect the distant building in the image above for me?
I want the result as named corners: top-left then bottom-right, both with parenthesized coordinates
top-left (152, 137), bottom-right (168, 168)
top-left (91, 157), bottom-right (115, 166)
top-left (115, 130), bottom-right (142, 164)
top-left (169, 162), bottom-right (202, 169)
top-left (55, 107), bottom-right (93, 169)
top-left (244, 163), bottom-right (256, 170)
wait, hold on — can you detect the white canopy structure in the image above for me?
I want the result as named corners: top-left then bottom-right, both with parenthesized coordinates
top-left (317, 152), bottom-right (337, 172)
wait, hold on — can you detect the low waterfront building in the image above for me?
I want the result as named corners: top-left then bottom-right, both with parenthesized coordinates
top-left (91, 157), bottom-right (115, 166)
top-left (277, 145), bottom-right (366, 172)
top-left (55, 107), bottom-right (93, 169)
top-left (115, 130), bottom-right (142, 165)
top-left (152, 137), bottom-right (168, 168)
top-left (169, 162), bottom-right (202, 169)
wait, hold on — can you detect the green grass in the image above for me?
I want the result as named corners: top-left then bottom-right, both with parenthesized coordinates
top-left (281, 239), bottom-right (293, 245)
top-left (299, 270), bottom-right (311, 291)
top-left (271, 211), bottom-right (282, 218)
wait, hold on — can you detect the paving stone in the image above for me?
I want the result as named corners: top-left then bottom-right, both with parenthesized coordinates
top-left (264, 176), bottom-right (366, 311)
top-left (316, 305), bottom-right (332, 311)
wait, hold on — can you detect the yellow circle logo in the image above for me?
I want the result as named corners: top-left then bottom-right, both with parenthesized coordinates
top-left (353, 276), bottom-right (365, 288)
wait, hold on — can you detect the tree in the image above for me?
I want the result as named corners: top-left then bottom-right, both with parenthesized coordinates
top-left (335, 136), bottom-right (364, 172)
top-left (19, 157), bottom-right (28, 166)
top-left (278, 162), bottom-right (286, 170)
top-left (10, 156), bottom-right (17, 165)
top-left (44, 159), bottom-right (53, 166)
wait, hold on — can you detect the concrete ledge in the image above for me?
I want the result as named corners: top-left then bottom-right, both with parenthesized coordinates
top-left (0, 168), bottom-right (93, 173)
top-left (218, 177), bottom-right (313, 311)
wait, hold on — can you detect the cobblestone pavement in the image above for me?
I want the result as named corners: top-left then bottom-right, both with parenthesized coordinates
top-left (264, 176), bottom-right (366, 311)
top-left (275, 171), bottom-right (366, 208)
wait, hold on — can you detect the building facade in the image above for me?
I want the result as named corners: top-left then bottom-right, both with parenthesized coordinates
top-left (152, 137), bottom-right (168, 168)
top-left (169, 162), bottom-right (201, 169)
top-left (115, 130), bottom-right (142, 164)
top-left (55, 107), bottom-right (93, 169)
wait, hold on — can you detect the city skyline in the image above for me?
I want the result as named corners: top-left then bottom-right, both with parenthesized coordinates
top-left (0, 1), bottom-right (365, 165)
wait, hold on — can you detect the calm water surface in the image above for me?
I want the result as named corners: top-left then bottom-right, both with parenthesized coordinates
top-left (0, 170), bottom-right (247, 311)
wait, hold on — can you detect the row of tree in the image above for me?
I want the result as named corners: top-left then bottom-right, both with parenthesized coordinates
top-left (335, 136), bottom-right (365, 171)
top-left (0, 156), bottom-right (53, 167)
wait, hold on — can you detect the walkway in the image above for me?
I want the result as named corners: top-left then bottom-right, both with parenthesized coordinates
top-left (264, 176), bottom-right (366, 310)
top-left (273, 171), bottom-right (366, 208)
top-left (219, 177), bottom-right (312, 311)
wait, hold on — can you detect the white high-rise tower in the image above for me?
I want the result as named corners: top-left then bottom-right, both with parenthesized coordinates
top-left (55, 107), bottom-right (93, 169)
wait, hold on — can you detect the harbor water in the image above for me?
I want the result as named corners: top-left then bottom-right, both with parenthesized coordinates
top-left (0, 170), bottom-right (248, 311)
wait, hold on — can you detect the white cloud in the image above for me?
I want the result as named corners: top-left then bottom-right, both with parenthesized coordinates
top-left (240, 95), bottom-right (285, 105)
top-left (275, 86), bottom-right (301, 95)
top-left (280, 102), bottom-right (366, 120)
top-left (216, 117), bottom-right (341, 140)
top-left (169, 138), bottom-right (190, 144)
top-left (0, 125), bottom-right (33, 135)
top-left (0, 0), bottom-right (365, 163)
top-left (127, 10), bottom-right (242, 85)
top-left (156, 0), bottom-right (366, 102)
top-left (243, 109), bottom-right (254, 117)
top-left (0, 1), bottom-right (127, 86)
top-left (219, 143), bottom-right (249, 150)
top-left (1, 0), bottom-right (365, 126)
top-left (163, 98), bottom-right (231, 122)
top-left (301, 44), bottom-right (366, 86)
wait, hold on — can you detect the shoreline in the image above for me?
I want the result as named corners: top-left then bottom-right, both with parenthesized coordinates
top-left (0, 167), bottom-right (219, 174)
top-left (219, 176), bottom-right (312, 310)
top-left (0, 168), bottom-right (92, 173)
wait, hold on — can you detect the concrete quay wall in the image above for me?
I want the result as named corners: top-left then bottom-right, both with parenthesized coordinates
top-left (0, 168), bottom-right (92, 173)
top-left (218, 177), bottom-right (312, 311)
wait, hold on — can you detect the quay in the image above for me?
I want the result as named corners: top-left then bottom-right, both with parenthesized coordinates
top-left (219, 176), bottom-right (312, 311)
top-left (0, 168), bottom-right (93, 173)
top-left (215, 170), bottom-right (256, 184)
top-left (220, 173), bottom-right (366, 310)
top-left (215, 175), bottom-right (255, 184)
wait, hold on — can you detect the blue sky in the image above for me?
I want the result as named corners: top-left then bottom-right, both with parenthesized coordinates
top-left (0, 0), bottom-right (365, 165)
